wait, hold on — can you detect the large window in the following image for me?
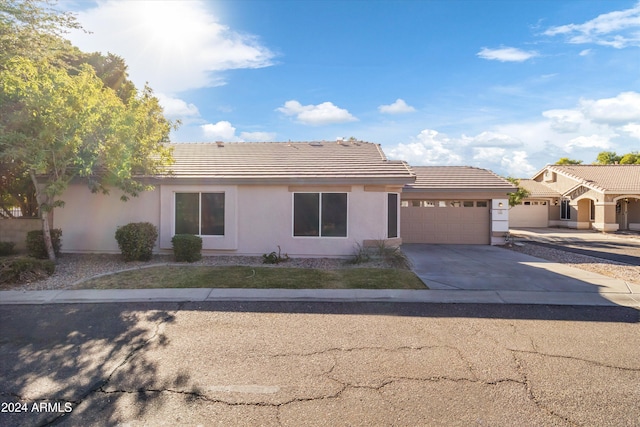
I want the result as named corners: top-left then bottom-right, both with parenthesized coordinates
top-left (175, 192), bottom-right (225, 235)
top-left (294, 193), bottom-right (347, 237)
top-left (387, 193), bottom-right (398, 238)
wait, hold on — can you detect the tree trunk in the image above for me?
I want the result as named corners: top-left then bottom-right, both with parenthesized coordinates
top-left (29, 170), bottom-right (56, 262)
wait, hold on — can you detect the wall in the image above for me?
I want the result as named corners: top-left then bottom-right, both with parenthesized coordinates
top-left (157, 184), bottom-right (392, 257)
top-left (0, 218), bottom-right (41, 252)
top-left (53, 184), bottom-right (160, 253)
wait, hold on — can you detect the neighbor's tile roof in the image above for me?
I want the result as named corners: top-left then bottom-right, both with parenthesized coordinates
top-left (546, 165), bottom-right (640, 193)
top-left (518, 179), bottom-right (561, 198)
top-left (404, 166), bottom-right (516, 191)
top-left (163, 141), bottom-right (415, 184)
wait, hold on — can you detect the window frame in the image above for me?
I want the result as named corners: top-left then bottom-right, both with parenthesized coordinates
top-left (560, 199), bottom-right (571, 220)
top-left (292, 192), bottom-right (348, 238)
top-left (174, 192), bottom-right (225, 236)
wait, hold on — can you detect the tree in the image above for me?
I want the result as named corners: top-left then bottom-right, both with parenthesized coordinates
top-left (0, 58), bottom-right (174, 261)
top-left (595, 151), bottom-right (621, 165)
top-left (619, 152), bottom-right (640, 164)
top-left (555, 157), bottom-right (583, 165)
top-left (505, 177), bottom-right (530, 207)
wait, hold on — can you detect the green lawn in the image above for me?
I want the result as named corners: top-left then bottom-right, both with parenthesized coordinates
top-left (73, 266), bottom-right (427, 290)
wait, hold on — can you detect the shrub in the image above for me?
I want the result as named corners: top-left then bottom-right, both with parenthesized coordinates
top-left (114, 222), bottom-right (158, 262)
top-left (0, 241), bottom-right (15, 257)
top-left (262, 245), bottom-right (289, 264)
top-left (171, 234), bottom-right (203, 262)
top-left (0, 256), bottom-right (55, 285)
top-left (26, 229), bottom-right (62, 259)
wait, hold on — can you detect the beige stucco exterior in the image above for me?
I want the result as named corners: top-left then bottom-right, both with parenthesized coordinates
top-left (528, 166), bottom-right (640, 232)
top-left (54, 182), bottom-right (399, 257)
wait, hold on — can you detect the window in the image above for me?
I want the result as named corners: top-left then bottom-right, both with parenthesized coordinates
top-left (590, 200), bottom-right (595, 221)
top-left (294, 193), bottom-right (347, 237)
top-left (561, 199), bottom-right (571, 220)
top-left (387, 193), bottom-right (398, 238)
top-left (400, 200), bottom-right (409, 208)
top-left (463, 201), bottom-right (474, 207)
top-left (476, 201), bottom-right (488, 208)
top-left (175, 192), bottom-right (225, 235)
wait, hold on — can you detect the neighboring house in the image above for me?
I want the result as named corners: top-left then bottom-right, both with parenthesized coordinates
top-left (513, 164), bottom-right (640, 232)
top-left (509, 179), bottom-right (561, 228)
top-left (53, 141), bottom-right (415, 257)
top-left (401, 166), bottom-right (516, 245)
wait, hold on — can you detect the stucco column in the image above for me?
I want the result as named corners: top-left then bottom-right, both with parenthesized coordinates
top-left (592, 202), bottom-right (618, 232)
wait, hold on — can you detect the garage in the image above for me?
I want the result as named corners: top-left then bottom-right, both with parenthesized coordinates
top-left (401, 199), bottom-right (490, 244)
top-left (401, 166), bottom-right (516, 245)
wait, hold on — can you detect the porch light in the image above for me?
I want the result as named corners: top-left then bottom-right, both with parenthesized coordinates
top-left (498, 202), bottom-right (504, 207)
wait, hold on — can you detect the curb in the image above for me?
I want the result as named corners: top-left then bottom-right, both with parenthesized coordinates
top-left (1, 288), bottom-right (639, 308)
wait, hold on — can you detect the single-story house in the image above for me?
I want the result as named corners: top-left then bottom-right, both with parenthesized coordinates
top-left (511, 164), bottom-right (640, 232)
top-left (400, 166), bottom-right (516, 245)
top-left (53, 141), bottom-right (415, 257)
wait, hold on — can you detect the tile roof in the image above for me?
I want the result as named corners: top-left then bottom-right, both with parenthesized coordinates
top-left (517, 179), bottom-right (561, 198)
top-left (404, 166), bottom-right (516, 191)
top-left (546, 165), bottom-right (640, 193)
top-left (162, 141), bottom-right (415, 184)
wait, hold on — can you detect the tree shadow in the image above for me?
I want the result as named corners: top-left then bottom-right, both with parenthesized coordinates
top-left (0, 303), bottom-right (184, 426)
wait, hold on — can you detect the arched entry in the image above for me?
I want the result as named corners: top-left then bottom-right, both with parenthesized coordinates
top-left (615, 196), bottom-right (640, 231)
top-left (576, 198), bottom-right (596, 229)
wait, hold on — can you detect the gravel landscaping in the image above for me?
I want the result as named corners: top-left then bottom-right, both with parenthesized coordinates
top-left (505, 243), bottom-right (640, 285)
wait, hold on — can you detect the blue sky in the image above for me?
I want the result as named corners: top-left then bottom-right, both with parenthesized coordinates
top-left (62, 0), bottom-right (640, 177)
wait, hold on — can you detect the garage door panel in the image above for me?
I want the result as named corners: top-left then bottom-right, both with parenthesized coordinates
top-left (401, 203), bottom-right (490, 244)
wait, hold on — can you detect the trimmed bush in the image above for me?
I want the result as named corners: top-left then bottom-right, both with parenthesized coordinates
top-left (114, 222), bottom-right (158, 262)
top-left (0, 256), bottom-right (55, 285)
top-left (0, 241), bottom-right (15, 257)
top-left (171, 234), bottom-right (203, 262)
top-left (26, 229), bottom-right (62, 259)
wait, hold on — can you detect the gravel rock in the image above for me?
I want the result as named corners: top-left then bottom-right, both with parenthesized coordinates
top-left (506, 243), bottom-right (640, 285)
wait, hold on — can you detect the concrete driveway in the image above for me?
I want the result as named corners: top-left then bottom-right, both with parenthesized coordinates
top-left (401, 244), bottom-right (639, 300)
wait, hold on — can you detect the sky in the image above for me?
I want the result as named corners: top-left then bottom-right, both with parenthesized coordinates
top-left (61, 0), bottom-right (640, 177)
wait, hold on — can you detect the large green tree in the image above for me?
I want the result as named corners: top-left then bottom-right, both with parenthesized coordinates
top-left (0, 58), bottom-right (174, 261)
top-left (0, 1), bottom-right (175, 261)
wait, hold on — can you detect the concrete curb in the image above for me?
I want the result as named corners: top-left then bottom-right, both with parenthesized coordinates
top-left (1, 288), bottom-right (638, 308)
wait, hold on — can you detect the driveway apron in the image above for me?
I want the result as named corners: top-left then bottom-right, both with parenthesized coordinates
top-left (402, 244), bottom-right (628, 294)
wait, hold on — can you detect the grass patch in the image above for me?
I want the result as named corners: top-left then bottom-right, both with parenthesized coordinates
top-left (73, 266), bottom-right (427, 290)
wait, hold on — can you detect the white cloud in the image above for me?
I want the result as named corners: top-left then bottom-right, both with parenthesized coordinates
top-left (378, 99), bottom-right (416, 114)
top-left (200, 121), bottom-right (276, 142)
top-left (544, 3), bottom-right (640, 48)
top-left (477, 47), bottom-right (539, 62)
top-left (622, 123), bottom-right (640, 139)
top-left (542, 109), bottom-right (583, 133)
top-left (156, 93), bottom-right (200, 119)
top-left (276, 100), bottom-right (357, 125)
top-left (201, 121), bottom-right (240, 141)
top-left (579, 49), bottom-right (592, 56)
top-left (68, 0), bottom-right (275, 94)
top-left (566, 134), bottom-right (613, 151)
top-left (580, 91), bottom-right (640, 124)
top-left (239, 131), bottom-right (277, 141)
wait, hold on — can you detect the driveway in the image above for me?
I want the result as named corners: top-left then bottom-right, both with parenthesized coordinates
top-left (402, 244), bottom-right (639, 299)
top-left (510, 228), bottom-right (640, 265)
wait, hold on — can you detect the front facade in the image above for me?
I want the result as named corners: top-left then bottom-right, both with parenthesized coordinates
top-left (401, 166), bottom-right (516, 245)
top-left (54, 141), bottom-right (414, 257)
top-left (514, 165), bottom-right (640, 232)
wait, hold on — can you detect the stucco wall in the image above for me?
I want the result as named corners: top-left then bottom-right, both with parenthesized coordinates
top-left (53, 184), bottom-right (160, 253)
top-left (0, 218), bottom-right (42, 252)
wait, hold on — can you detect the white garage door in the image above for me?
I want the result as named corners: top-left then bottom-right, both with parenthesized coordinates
top-left (401, 200), bottom-right (490, 244)
top-left (509, 202), bottom-right (548, 228)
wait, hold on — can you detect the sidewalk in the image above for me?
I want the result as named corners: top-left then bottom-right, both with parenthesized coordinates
top-left (1, 287), bottom-right (639, 307)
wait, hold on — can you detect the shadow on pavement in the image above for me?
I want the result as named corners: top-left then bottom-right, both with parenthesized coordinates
top-left (0, 303), bottom-right (182, 427)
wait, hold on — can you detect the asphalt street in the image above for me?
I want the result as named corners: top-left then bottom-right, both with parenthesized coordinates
top-left (1, 301), bottom-right (639, 426)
